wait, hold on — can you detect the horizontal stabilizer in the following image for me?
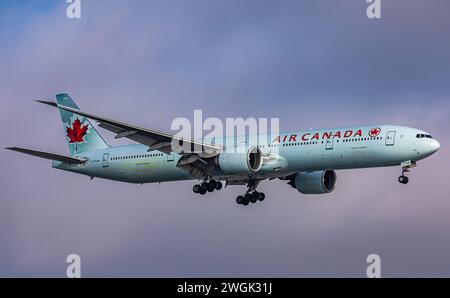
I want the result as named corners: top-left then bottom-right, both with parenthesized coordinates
top-left (5, 147), bottom-right (87, 164)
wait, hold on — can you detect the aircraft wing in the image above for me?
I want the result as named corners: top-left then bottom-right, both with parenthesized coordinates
top-left (5, 147), bottom-right (87, 164)
top-left (36, 100), bottom-right (221, 155)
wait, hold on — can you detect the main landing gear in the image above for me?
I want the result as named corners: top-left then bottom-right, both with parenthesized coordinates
top-left (193, 180), bottom-right (223, 195)
top-left (398, 161), bottom-right (416, 185)
top-left (235, 191), bottom-right (265, 206)
top-left (192, 179), bottom-right (266, 206)
top-left (236, 180), bottom-right (265, 206)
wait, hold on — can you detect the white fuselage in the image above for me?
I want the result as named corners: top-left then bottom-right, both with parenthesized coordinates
top-left (53, 125), bottom-right (440, 184)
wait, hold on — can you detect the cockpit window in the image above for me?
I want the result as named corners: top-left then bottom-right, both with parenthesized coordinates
top-left (416, 133), bottom-right (433, 139)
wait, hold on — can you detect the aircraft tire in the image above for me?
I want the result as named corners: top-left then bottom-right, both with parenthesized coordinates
top-left (214, 181), bottom-right (223, 190)
top-left (193, 184), bottom-right (201, 193)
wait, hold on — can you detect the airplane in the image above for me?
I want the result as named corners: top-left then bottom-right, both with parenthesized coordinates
top-left (6, 94), bottom-right (440, 206)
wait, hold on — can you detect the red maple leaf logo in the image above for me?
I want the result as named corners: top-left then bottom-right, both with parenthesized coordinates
top-left (66, 118), bottom-right (88, 143)
top-left (369, 127), bottom-right (381, 137)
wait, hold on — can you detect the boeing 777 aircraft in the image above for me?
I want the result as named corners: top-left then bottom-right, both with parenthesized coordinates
top-left (6, 94), bottom-right (440, 206)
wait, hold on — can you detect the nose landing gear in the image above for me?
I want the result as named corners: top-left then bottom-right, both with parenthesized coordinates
top-left (398, 160), bottom-right (416, 185)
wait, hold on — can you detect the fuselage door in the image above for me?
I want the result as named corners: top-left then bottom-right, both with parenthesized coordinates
top-left (325, 137), bottom-right (334, 150)
top-left (167, 152), bottom-right (175, 162)
top-left (385, 131), bottom-right (396, 146)
top-left (102, 153), bottom-right (110, 167)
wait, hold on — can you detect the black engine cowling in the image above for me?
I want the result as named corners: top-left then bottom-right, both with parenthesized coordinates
top-left (288, 170), bottom-right (337, 194)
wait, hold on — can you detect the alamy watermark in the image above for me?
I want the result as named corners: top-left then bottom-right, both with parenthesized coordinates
top-left (366, 253), bottom-right (381, 278)
top-left (170, 110), bottom-right (280, 154)
top-left (66, 253), bottom-right (81, 278)
top-left (66, 0), bottom-right (81, 19)
top-left (64, 253), bottom-right (381, 277)
top-left (367, 0), bottom-right (381, 19)
top-left (65, 1), bottom-right (381, 21)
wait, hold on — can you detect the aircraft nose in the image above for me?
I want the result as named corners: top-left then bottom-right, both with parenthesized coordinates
top-left (430, 139), bottom-right (440, 153)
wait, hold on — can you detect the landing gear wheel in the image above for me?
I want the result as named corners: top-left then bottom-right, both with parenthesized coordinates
top-left (199, 182), bottom-right (208, 194)
top-left (249, 192), bottom-right (258, 203)
top-left (236, 195), bottom-right (244, 205)
top-left (257, 192), bottom-right (265, 201)
top-left (200, 181), bottom-right (208, 189)
top-left (214, 181), bottom-right (223, 190)
top-left (398, 175), bottom-right (409, 184)
top-left (240, 193), bottom-right (251, 206)
top-left (207, 180), bottom-right (215, 192)
top-left (193, 184), bottom-right (200, 193)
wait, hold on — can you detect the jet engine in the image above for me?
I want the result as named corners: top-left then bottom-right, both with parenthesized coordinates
top-left (217, 145), bottom-right (262, 174)
top-left (288, 170), bottom-right (337, 194)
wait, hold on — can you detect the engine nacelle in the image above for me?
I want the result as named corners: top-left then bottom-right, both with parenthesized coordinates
top-left (290, 170), bottom-right (337, 194)
top-left (217, 145), bottom-right (262, 174)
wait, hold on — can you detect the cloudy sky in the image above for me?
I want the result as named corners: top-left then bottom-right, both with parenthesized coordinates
top-left (0, 0), bottom-right (449, 277)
